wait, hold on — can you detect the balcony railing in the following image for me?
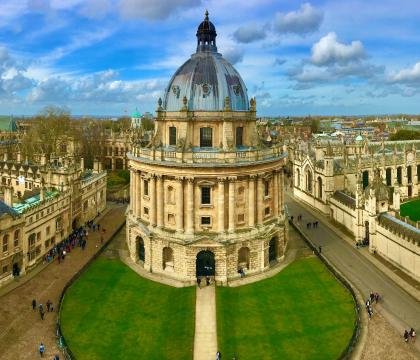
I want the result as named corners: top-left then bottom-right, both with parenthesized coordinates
top-left (130, 144), bottom-right (286, 165)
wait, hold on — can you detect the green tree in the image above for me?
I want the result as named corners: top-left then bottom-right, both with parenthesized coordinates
top-left (389, 130), bottom-right (420, 141)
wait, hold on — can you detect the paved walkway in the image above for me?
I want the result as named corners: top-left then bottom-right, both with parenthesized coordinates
top-left (0, 204), bottom-right (127, 360)
top-left (194, 284), bottom-right (218, 360)
top-left (286, 194), bottom-right (420, 356)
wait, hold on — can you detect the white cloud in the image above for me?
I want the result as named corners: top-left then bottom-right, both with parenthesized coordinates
top-left (389, 62), bottom-right (420, 84)
top-left (119, 0), bottom-right (202, 20)
top-left (78, 0), bottom-right (112, 19)
top-left (232, 23), bottom-right (267, 43)
top-left (223, 47), bottom-right (244, 65)
top-left (274, 3), bottom-right (323, 35)
top-left (311, 32), bottom-right (365, 66)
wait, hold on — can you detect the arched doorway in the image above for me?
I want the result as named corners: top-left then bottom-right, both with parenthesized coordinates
top-left (196, 250), bottom-right (215, 277)
top-left (269, 238), bottom-right (277, 263)
top-left (238, 247), bottom-right (250, 270)
top-left (137, 236), bottom-right (145, 262)
top-left (162, 247), bottom-right (174, 271)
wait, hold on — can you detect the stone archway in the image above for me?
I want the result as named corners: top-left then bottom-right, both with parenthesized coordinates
top-left (136, 236), bottom-right (145, 262)
top-left (196, 250), bottom-right (215, 277)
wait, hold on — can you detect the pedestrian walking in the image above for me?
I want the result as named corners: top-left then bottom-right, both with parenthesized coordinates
top-left (53, 355), bottom-right (60, 360)
top-left (39, 343), bottom-right (45, 357)
top-left (404, 330), bottom-right (409, 343)
top-left (40, 309), bottom-right (45, 320)
top-left (197, 277), bottom-right (201, 288)
top-left (32, 299), bottom-right (37, 310)
top-left (410, 328), bottom-right (416, 343)
top-left (206, 276), bottom-right (210, 286)
top-left (216, 350), bottom-right (221, 360)
top-left (97, 223), bottom-right (100, 231)
top-left (318, 245), bottom-right (322, 254)
top-left (46, 300), bottom-right (52, 312)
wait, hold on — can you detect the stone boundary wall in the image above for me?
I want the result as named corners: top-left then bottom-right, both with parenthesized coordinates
top-left (289, 219), bottom-right (363, 359)
top-left (55, 220), bottom-right (126, 360)
top-left (329, 197), bottom-right (358, 236)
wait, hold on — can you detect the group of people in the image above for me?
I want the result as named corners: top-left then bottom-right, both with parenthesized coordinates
top-left (403, 328), bottom-right (416, 343)
top-left (365, 291), bottom-right (381, 320)
top-left (216, 351), bottom-right (237, 359)
top-left (32, 298), bottom-right (53, 321)
top-left (289, 214), bottom-right (319, 229)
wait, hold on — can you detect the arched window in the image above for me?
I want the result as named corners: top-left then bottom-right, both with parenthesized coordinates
top-left (269, 237), bottom-right (277, 263)
top-left (407, 166), bottom-right (412, 183)
top-left (237, 186), bottom-right (244, 202)
top-left (162, 247), bottom-right (174, 270)
top-left (317, 177), bottom-right (323, 199)
top-left (362, 170), bottom-right (369, 189)
top-left (386, 168), bottom-right (392, 186)
top-left (397, 167), bottom-right (402, 185)
top-left (2, 234), bottom-right (8, 253)
top-left (306, 169), bottom-right (313, 192)
top-left (167, 186), bottom-right (175, 204)
top-left (14, 230), bottom-right (20, 247)
top-left (238, 247), bottom-right (250, 270)
top-left (296, 169), bottom-right (300, 187)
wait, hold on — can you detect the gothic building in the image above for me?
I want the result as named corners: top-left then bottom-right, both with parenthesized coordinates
top-left (126, 12), bottom-right (288, 285)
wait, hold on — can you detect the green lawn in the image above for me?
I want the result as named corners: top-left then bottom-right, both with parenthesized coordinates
top-left (400, 199), bottom-right (420, 221)
top-left (61, 259), bottom-right (195, 360)
top-left (217, 257), bottom-right (356, 360)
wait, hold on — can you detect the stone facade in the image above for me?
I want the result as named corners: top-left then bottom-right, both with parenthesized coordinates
top-left (126, 14), bottom-right (288, 285)
top-left (291, 138), bottom-right (420, 281)
top-left (0, 156), bottom-right (107, 286)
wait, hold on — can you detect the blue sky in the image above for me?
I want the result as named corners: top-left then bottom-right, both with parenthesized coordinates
top-left (0, 0), bottom-right (420, 116)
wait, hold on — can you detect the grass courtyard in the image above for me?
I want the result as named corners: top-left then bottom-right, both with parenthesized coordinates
top-left (400, 198), bottom-right (420, 222)
top-left (217, 257), bottom-right (357, 360)
top-left (61, 258), bottom-right (195, 360)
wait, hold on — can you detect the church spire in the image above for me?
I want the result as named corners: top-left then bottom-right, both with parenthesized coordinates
top-left (196, 10), bottom-right (217, 53)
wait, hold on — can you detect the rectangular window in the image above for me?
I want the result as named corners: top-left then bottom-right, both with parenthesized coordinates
top-left (144, 180), bottom-right (149, 196)
top-left (144, 207), bottom-right (149, 216)
top-left (46, 226), bottom-right (50, 235)
top-left (200, 127), bottom-right (213, 147)
top-left (264, 180), bottom-right (269, 197)
top-left (265, 207), bottom-right (270, 215)
top-left (2, 239), bottom-right (7, 253)
top-left (37, 232), bottom-right (41, 241)
top-left (45, 240), bottom-right (50, 248)
top-left (2, 265), bottom-right (7, 274)
top-left (238, 214), bottom-right (245, 223)
top-left (169, 126), bottom-right (177, 146)
top-left (236, 127), bottom-right (243, 147)
top-left (201, 216), bottom-right (211, 225)
top-left (201, 187), bottom-right (211, 205)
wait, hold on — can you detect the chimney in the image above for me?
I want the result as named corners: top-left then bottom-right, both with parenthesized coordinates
top-left (40, 187), bottom-right (45, 201)
top-left (80, 157), bottom-right (85, 171)
top-left (3, 152), bottom-right (7, 162)
top-left (4, 186), bottom-right (12, 206)
top-left (17, 151), bottom-right (21, 163)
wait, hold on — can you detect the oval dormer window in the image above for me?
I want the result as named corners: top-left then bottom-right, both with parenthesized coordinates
top-left (172, 85), bottom-right (180, 99)
top-left (202, 83), bottom-right (211, 97)
top-left (233, 84), bottom-right (241, 96)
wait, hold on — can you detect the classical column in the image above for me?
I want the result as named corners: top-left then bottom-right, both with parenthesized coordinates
top-left (257, 175), bottom-right (264, 224)
top-left (218, 177), bottom-right (226, 232)
top-left (279, 169), bottom-right (284, 214)
top-left (273, 171), bottom-right (279, 217)
top-left (248, 175), bottom-right (256, 227)
top-left (186, 177), bottom-right (194, 234)
top-left (176, 177), bottom-right (184, 232)
top-left (150, 175), bottom-right (157, 226)
top-left (156, 175), bottom-right (164, 227)
top-left (137, 172), bottom-right (142, 217)
top-left (228, 177), bottom-right (236, 232)
top-left (130, 169), bottom-right (135, 214)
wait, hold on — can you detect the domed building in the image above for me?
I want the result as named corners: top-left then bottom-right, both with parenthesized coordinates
top-left (126, 12), bottom-right (288, 285)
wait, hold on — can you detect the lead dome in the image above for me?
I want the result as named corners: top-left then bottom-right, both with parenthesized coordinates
top-left (163, 11), bottom-right (249, 112)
